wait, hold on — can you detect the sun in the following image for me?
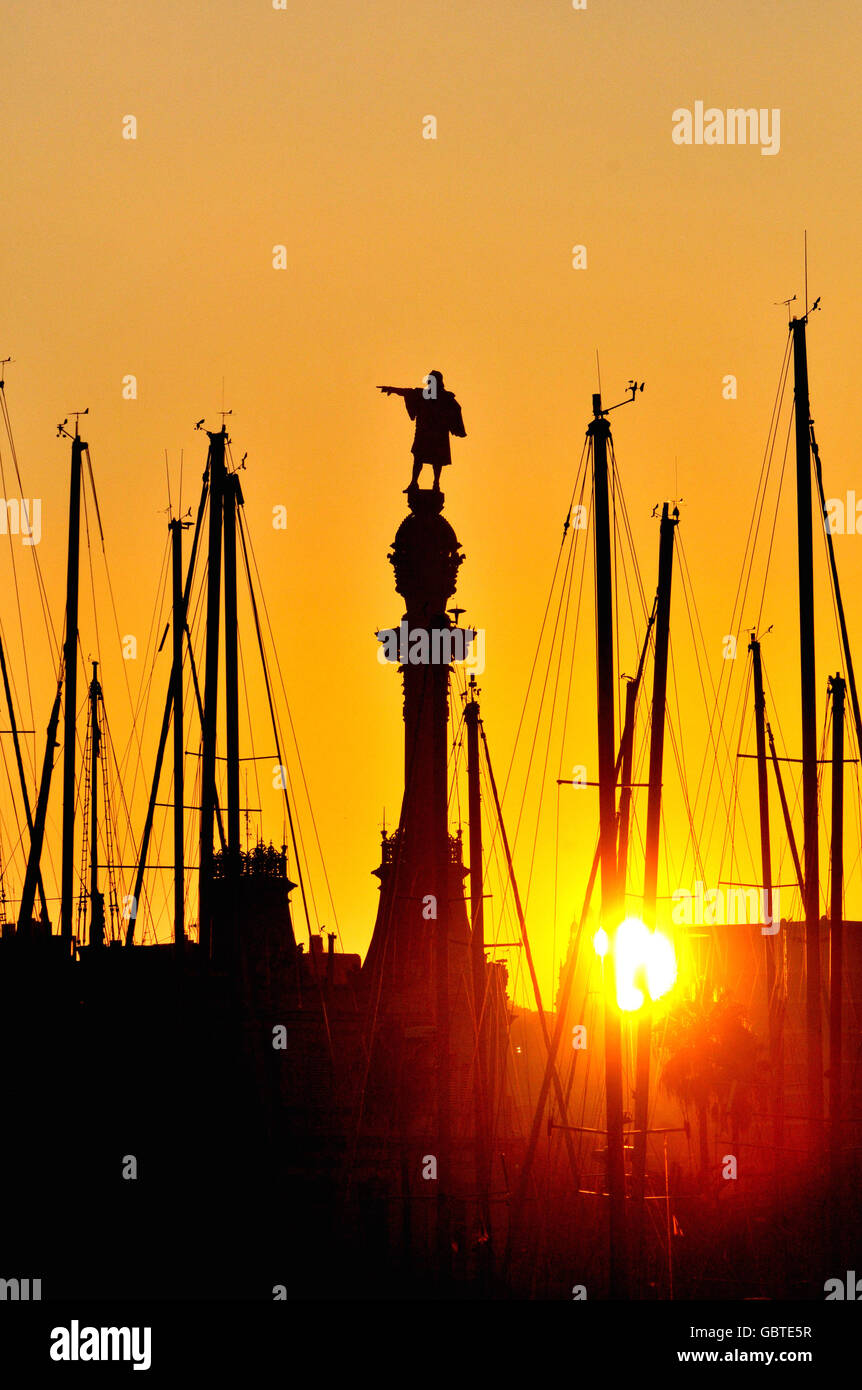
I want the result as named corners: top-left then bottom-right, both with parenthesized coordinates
top-left (593, 916), bottom-right (678, 1011)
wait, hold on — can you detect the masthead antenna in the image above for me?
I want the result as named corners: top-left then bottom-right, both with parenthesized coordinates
top-left (165, 448), bottom-right (173, 520)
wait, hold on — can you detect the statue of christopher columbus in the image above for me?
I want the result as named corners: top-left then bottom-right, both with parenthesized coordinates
top-left (378, 370), bottom-right (466, 492)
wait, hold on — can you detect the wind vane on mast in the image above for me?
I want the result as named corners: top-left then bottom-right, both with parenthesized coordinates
top-left (776, 292), bottom-right (821, 324)
top-left (57, 408), bottom-right (88, 440)
top-left (593, 379), bottom-right (644, 418)
top-left (775, 293), bottom-right (797, 322)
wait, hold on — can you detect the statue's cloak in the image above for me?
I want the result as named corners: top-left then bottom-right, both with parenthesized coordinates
top-left (404, 388), bottom-right (466, 467)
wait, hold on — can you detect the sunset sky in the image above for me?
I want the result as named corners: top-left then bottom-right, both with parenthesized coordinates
top-left (2, 1), bottom-right (862, 1003)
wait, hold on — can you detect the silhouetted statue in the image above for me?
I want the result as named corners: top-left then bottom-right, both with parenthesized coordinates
top-left (378, 371), bottom-right (466, 491)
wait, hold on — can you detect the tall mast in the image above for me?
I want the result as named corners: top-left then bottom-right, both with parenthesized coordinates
top-left (464, 674), bottom-right (491, 1253)
top-left (223, 474), bottom-right (241, 859)
top-left (632, 502), bottom-right (676, 1267)
top-left (589, 392), bottom-right (627, 1297)
top-left (828, 671), bottom-right (845, 1260)
top-left (222, 470), bottom-right (241, 970)
top-left (432, 651), bottom-right (452, 1280)
top-left (199, 427), bottom-right (226, 960)
top-left (61, 422), bottom-right (85, 950)
top-left (791, 315), bottom-right (823, 1136)
top-left (170, 518), bottom-right (186, 954)
top-left (88, 661), bottom-right (103, 948)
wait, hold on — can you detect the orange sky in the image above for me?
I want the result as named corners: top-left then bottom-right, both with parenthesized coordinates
top-left (2, 1), bottom-right (861, 1004)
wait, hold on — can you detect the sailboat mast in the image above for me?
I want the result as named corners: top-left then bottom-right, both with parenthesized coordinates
top-left (828, 671), bottom-right (845, 1257)
top-left (222, 470), bottom-right (241, 971)
top-left (465, 681), bottom-right (485, 1004)
top-left (89, 661), bottom-right (103, 948)
top-left (791, 315), bottom-right (824, 1136)
top-left (464, 675), bottom-right (491, 1250)
top-left (589, 392), bottom-right (627, 1297)
top-left (432, 638), bottom-right (452, 1281)
top-left (750, 636), bottom-right (783, 1162)
top-left (170, 518), bottom-right (185, 953)
top-left (223, 474), bottom-right (241, 860)
top-left (61, 426), bottom-right (84, 951)
top-left (632, 502), bottom-right (676, 1265)
top-left (199, 428), bottom-right (226, 960)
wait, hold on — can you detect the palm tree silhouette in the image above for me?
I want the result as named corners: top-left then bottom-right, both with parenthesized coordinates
top-left (661, 991), bottom-right (767, 1181)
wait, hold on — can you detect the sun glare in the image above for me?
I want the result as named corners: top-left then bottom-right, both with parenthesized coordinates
top-left (593, 916), bottom-right (678, 1011)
